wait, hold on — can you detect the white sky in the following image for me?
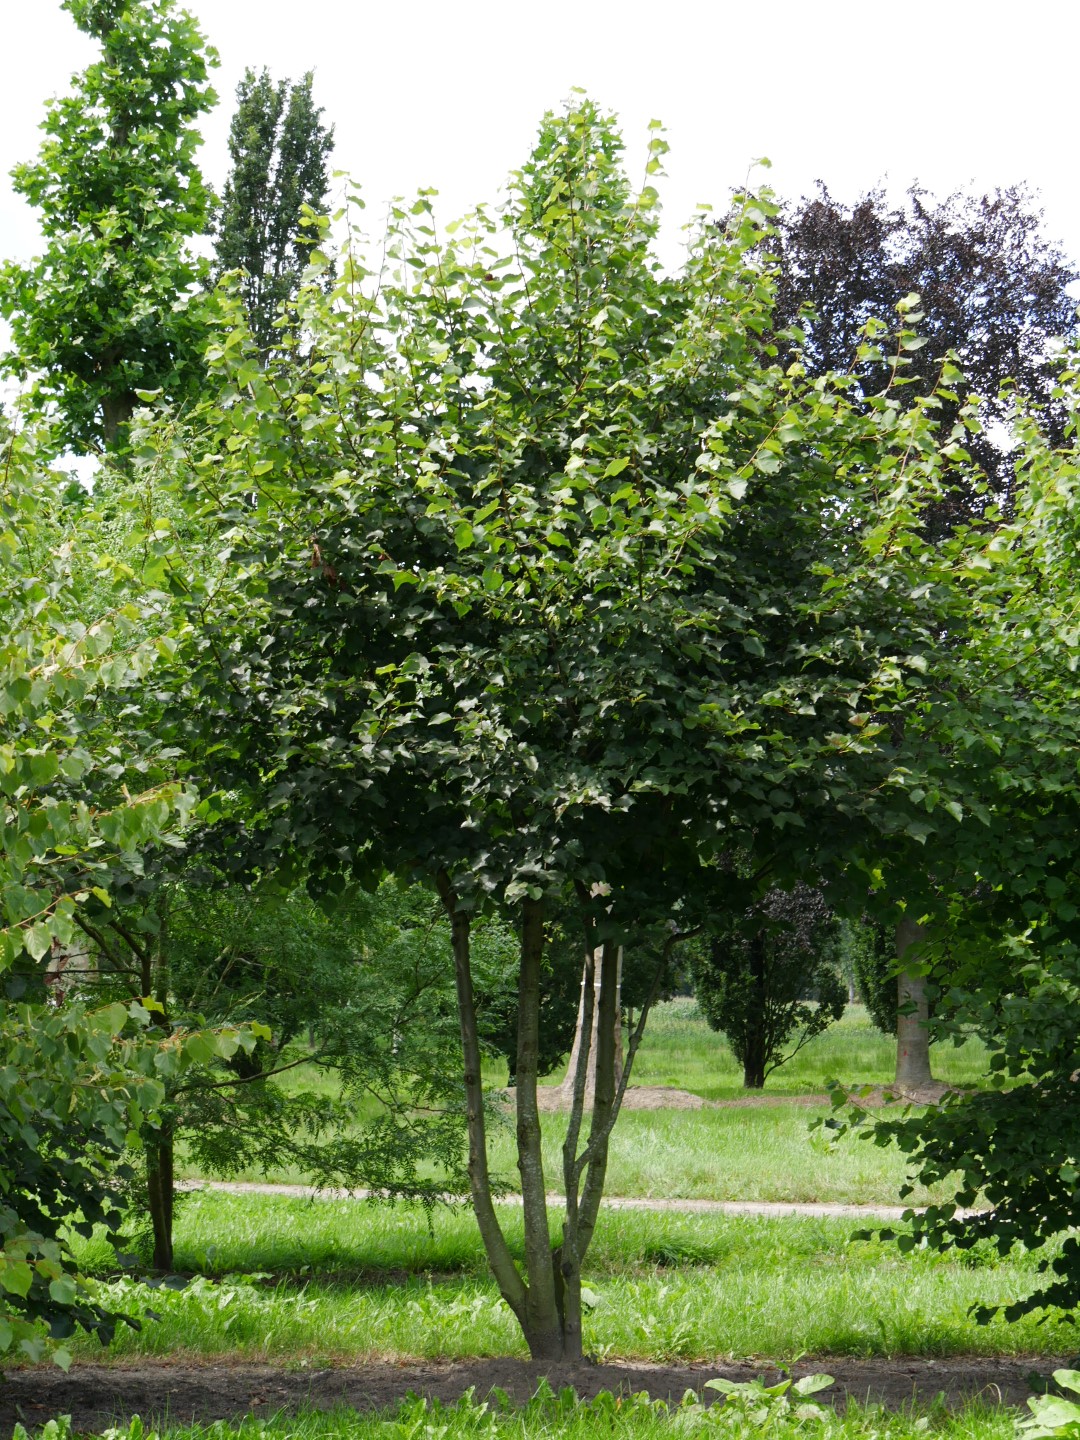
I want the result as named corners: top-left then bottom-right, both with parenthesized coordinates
top-left (2, 0), bottom-right (1079, 284)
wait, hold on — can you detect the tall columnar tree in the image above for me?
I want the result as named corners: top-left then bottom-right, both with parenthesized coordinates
top-left (150, 100), bottom-right (981, 1361)
top-left (0, 0), bottom-right (217, 453)
top-left (214, 68), bottom-right (334, 352)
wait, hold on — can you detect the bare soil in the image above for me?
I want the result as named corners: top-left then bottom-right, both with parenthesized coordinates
top-left (0, 1353), bottom-right (1060, 1434)
top-left (518, 1084), bottom-right (957, 1112)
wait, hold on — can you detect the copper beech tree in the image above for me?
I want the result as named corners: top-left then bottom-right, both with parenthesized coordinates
top-left (157, 101), bottom-right (982, 1360)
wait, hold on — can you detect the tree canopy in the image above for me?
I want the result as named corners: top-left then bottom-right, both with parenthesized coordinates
top-left (1, 0), bottom-right (217, 451)
top-left (773, 183), bottom-right (1078, 521)
top-left (134, 96), bottom-right (1001, 1359)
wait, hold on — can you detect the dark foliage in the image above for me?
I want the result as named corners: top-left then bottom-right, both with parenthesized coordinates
top-left (693, 884), bottom-right (846, 1088)
top-left (774, 184), bottom-right (1078, 523)
top-left (214, 68), bottom-right (334, 352)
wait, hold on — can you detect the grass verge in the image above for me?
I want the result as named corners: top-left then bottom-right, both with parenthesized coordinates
top-left (69, 1192), bottom-right (1068, 1364)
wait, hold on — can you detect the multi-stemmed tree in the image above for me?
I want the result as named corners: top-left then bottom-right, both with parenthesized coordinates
top-left (153, 98), bottom-right (985, 1361)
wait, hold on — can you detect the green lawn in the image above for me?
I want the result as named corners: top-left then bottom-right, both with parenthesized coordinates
top-left (622, 999), bottom-right (990, 1099)
top-left (28, 996), bottom-right (1029, 1440)
top-left (181, 1001), bottom-right (982, 1207)
top-left (71, 1191), bottom-right (1066, 1364)
top-left (48, 1392), bottom-right (1023, 1440)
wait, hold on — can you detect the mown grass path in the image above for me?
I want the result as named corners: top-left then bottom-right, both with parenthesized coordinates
top-left (183, 1179), bottom-right (962, 1222)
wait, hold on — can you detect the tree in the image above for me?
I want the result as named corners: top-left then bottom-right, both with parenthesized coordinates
top-left (0, 422), bottom-right (262, 1365)
top-left (214, 68), bottom-right (334, 353)
top-left (69, 871), bottom-right (469, 1271)
top-left (774, 182), bottom-right (1078, 520)
top-left (0, 0), bottom-right (217, 452)
top-left (767, 184), bottom-right (1079, 1092)
top-left (51, 450), bottom-right (470, 1273)
top-left (847, 917), bottom-right (949, 1090)
top-left (152, 100), bottom-right (981, 1362)
top-left (692, 883), bottom-right (845, 1088)
top-left (835, 350), bottom-right (1080, 1321)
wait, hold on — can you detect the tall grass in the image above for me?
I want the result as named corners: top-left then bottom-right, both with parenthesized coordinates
top-left (70, 1192), bottom-right (1067, 1364)
top-left (183, 1004), bottom-right (981, 1205)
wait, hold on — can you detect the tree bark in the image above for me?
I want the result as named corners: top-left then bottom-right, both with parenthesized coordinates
top-left (515, 896), bottom-right (563, 1360)
top-left (101, 392), bottom-right (134, 451)
top-left (146, 889), bottom-right (177, 1271)
top-left (147, 1124), bottom-right (175, 1271)
top-left (895, 916), bottom-right (934, 1089)
top-left (742, 932), bottom-right (768, 1089)
top-left (436, 874), bottom-right (528, 1334)
top-left (438, 875), bottom-right (662, 1362)
top-left (554, 948), bottom-right (623, 1108)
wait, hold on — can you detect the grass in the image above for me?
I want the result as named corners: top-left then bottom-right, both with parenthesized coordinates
top-left (180, 1004), bottom-right (981, 1206)
top-left (69, 1192), bottom-right (1069, 1364)
top-left (484, 1105), bottom-right (958, 1205)
top-left (590, 999), bottom-right (991, 1100)
top-left (20, 996), bottom-right (1029, 1440)
top-left (24, 1392), bottom-right (1025, 1440)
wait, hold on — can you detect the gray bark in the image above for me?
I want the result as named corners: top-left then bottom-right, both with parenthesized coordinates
top-left (895, 917), bottom-right (934, 1089)
top-left (554, 949), bottom-right (623, 1107)
top-left (436, 874), bottom-right (527, 1331)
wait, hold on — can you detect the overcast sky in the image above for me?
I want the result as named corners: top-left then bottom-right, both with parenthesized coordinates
top-left (3, 0), bottom-right (1079, 286)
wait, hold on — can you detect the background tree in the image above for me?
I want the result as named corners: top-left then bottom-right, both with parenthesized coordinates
top-left (836, 350), bottom-right (1080, 1322)
top-left (214, 67), bottom-right (334, 353)
top-left (0, 0), bottom-right (217, 453)
top-left (847, 914), bottom-right (952, 1091)
top-left (68, 872), bottom-right (469, 1271)
top-left (0, 423), bottom-right (260, 1365)
top-left (58, 448), bottom-right (469, 1273)
top-left (692, 883), bottom-right (845, 1088)
top-left (773, 183), bottom-right (1077, 522)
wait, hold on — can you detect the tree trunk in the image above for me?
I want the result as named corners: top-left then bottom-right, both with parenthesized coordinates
top-left (146, 889), bottom-right (176, 1270)
top-left (895, 917), bottom-right (934, 1089)
top-left (742, 931), bottom-right (768, 1089)
top-left (438, 876), bottom-right (662, 1363)
top-left (436, 875), bottom-right (528, 1333)
top-left (515, 896), bottom-right (564, 1360)
top-left (147, 1124), bottom-right (175, 1271)
top-left (101, 392), bottom-right (134, 451)
top-left (554, 948), bottom-right (623, 1108)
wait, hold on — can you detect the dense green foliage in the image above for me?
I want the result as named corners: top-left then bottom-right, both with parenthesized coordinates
top-left (774, 183), bottom-right (1078, 520)
top-left (5, 0), bottom-right (1080, 1368)
top-left (0, 424), bottom-right (264, 1362)
top-left (1, 0), bottom-right (217, 451)
top-left (835, 355), bottom-right (1080, 1319)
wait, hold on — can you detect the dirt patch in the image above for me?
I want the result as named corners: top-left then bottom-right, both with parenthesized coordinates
top-left (508, 1085), bottom-right (829, 1112)
top-left (0, 1354), bottom-right (1059, 1433)
top-left (511, 1085), bottom-right (959, 1113)
top-left (536, 1085), bottom-right (714, 1111)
